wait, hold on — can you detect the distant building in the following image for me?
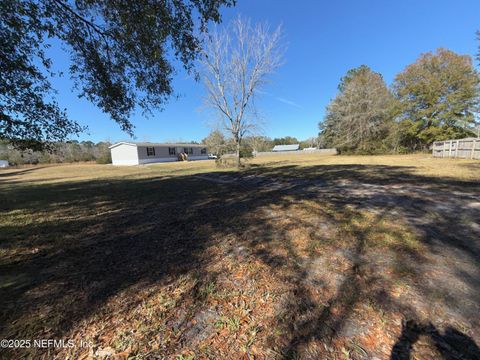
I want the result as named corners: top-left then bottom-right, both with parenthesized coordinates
top-left (109, 142), bottom-right (208, 165)
top-left (0, 160), bottom-right (9, 168)
top-left (272, 144), bottom-right (300, 152)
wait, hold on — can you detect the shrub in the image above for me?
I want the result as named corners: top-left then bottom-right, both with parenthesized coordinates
top-left (240, 144), bottom-right (253, 159)
top-left (215, 154), bottom-right (238, 168)
top-left (95, 152), bottom-right (112, 164)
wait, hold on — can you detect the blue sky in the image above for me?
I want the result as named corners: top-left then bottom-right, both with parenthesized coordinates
top-left (48, 0), bottom-right (480, 143)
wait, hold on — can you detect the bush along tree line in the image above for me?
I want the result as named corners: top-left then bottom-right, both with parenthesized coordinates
top-left (0, 140), bottom-right (112, 165)
top-left (319, 48), bottom-right (480, 154)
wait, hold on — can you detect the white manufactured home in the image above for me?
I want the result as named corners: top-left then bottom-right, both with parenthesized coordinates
top-left (109, 142), bottom-right (208, 165)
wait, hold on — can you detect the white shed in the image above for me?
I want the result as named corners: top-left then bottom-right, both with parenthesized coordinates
top-left (109, 142), bottom-right (209, 166)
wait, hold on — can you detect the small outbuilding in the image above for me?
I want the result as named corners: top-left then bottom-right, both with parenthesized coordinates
top-left (109, 142), bottom-right (208, 166)
top-left (0, 160), bottom-right (9, 168)
top-left (272, 144), bottom-right (300, 152)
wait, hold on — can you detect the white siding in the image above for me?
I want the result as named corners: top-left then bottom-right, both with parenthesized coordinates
top-left (188, 155), bottom-right (209, 161)
top-left (138, 155), bottom-right (209, 164)
top-left (111, 144), bottom-right (139, 165)
top-left (139, 157), bottom-right (177, 164)
top-left (110, 143), bottom-right (209, 165)
top-left (137, 145), bottom-right (208, 164)
top-left (137, 145), bottom-right (175, 162)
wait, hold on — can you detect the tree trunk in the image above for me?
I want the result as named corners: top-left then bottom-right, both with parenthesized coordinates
top-left (235, 139), bottom-right (241, 167)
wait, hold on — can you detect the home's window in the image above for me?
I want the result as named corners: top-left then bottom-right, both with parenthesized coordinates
top-left (184, 147), bottom-right (193, 155)
top-left (146, 147), bottom-right (155, 156)
top-left (201, 148), bottom-right (207, 155)
top-left (169, 147), bottom-right (176, 155)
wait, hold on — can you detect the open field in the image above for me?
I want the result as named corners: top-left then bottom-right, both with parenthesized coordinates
top-left (1, 154), bottom-right (479, 359)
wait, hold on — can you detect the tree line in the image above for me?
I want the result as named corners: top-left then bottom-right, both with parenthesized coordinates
top-left (0, 140), bottom-right (112, 165)
top-left (201, 130), bottom-right (318, 157)
top-left (319, 48), bottom-right (480, 154)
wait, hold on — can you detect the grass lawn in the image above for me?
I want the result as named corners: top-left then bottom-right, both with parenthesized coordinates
top-left (1, 154), bottom-right (479, 359)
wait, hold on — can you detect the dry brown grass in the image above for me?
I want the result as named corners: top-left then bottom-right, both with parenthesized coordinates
top-left (2, 153), bottom-right (478, 184)
top-left (0, 154), bottom-right (479, 359)
top-left (249, 153), bottom-right (480, 181)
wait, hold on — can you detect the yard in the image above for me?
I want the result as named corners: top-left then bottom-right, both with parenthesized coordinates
top-left (0, 154), bottom-right (479, 359)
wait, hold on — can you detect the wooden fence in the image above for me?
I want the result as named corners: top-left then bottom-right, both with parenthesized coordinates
top-left (432, 138), bottom-right (480, 159)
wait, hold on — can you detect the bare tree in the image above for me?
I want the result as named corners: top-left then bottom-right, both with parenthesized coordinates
top-left (200, 16), bottom-right (284, 166)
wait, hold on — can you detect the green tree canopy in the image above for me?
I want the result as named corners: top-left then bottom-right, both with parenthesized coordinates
top-left (272, 136), bottom-right (299, 146)
top-left (337, 64), bottom-right (371, 93)
top-left (1, 0), bottom-right (234, 149)
top-left (319, 66), bottom-right (395, 153)
top-left (393, 48), bottom-right (480, 149)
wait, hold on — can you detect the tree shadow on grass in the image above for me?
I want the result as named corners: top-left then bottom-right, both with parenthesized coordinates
top-left (0, 163), bottom-right (479, 358)
top-left (0, 167), bottom-right (46, 179)
top-left (233, 163), bottom-right (479, 358)
top-left (457, 162), bottom-right (480, 171)
top-left (391, 320), bottom-right (480, 360)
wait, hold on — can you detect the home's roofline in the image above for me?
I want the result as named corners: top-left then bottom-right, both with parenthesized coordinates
top-left (108, 142), bottom-right (137, 149)
top-left (109, 142), bottom-right (206, 149)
